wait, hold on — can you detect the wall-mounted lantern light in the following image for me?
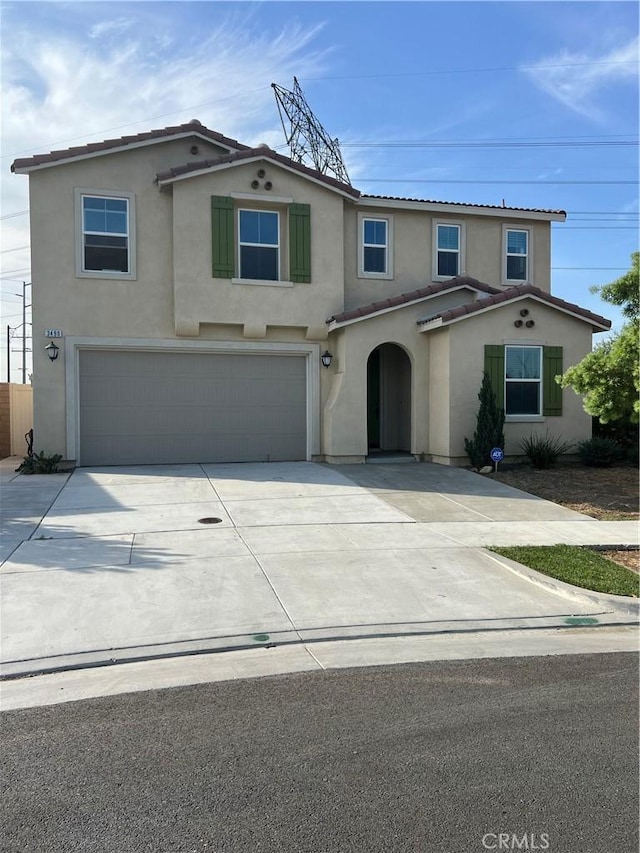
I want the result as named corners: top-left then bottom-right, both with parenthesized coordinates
top-left (45, 341), bottom-right (60, 362)
top-left (321, 350), bottom-right (333, 368)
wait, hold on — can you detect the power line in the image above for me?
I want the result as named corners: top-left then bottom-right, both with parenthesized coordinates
top-left (361, 179), bottom-right (637, 185)
top-left (0, 210), bottom-right (29, 220)
top-left (301, 59), bottom-right (639, 82)
top-left (552, 266), bottom-right (629, 270)
top-left (1, 85), bottom-right (268, 160)
top-left (343, 140), bottom-right (638, 150)
top-left (0, 246), bottom-right (29, 254)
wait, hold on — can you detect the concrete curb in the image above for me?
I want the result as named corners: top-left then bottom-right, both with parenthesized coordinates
top-left (482, 550), bottom-right (640, 617)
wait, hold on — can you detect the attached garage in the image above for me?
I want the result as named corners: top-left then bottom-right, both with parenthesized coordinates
top-left (78, 349), bottom-right (308, 466)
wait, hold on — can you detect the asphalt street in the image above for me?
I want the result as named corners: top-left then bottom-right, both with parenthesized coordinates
top-left (2, 652), bottom-right (638, 853)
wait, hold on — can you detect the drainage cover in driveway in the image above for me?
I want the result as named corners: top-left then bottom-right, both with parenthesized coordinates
top-left (198, 517), bottom-right (223, 525)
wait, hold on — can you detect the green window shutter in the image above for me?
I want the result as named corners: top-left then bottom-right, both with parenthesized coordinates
top-left (543, 346), bottom-right (563, 416)
top-left (484, 345), bottom-right (505, 411)
top-left (211, 196), bottom-right (234, 278)
top-left (289, 203), bottom-right (311, 283)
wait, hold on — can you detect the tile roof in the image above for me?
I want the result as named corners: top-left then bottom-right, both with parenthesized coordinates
top-left (327, 276), bottom-right (499, 325)
top-left (361, 194), bottom-right (566, 216)
top-left (155, 145), bottom-right (361, 197)
top-left (418, 283), bottom-right (611, 329)
top-left (10, 120), bottom-right (250, 172)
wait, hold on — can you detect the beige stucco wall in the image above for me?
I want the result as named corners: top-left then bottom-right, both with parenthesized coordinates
top-left (21, 132), bottom-right (562, 464)
top-left (343, 205), bottom-right (552, 312)
top-left (27, 136), bottom-right (235, 458)
top-left (169, 160), bottom-right (345, 336)
top-left (431, 298), bottom-right (596, 462)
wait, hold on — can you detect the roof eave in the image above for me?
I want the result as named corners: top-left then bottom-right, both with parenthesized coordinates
top-left (157, 155), bottom-right (360, 199)
top-left (357, 196), bottom-right (566, 222)
top-left (327, 284), bottom-right (487, 329)
top-left (418, 293), bottom-right (611, 332)
top-left (11, 130), bottom-right (246, 174)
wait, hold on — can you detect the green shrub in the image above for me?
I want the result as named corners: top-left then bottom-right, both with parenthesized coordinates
top-left (519, 432), bottom-right (573, 469)
top-left (577, 436), bottom-right (624, 467)
top-left (16, 451), bottom-right (63, 475)
top-left (464, 371), bottom-right (505, 468)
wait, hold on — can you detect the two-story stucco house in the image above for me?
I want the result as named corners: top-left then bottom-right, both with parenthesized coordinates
top-left (11, 120), bottom-right (610, 467)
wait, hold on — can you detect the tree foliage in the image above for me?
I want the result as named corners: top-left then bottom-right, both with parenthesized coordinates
top-left (591, 251), bottom-right (639, 319)
top-left (560, 253), bottom-right (639, 424)
top-left (465, 371), bottom-right (505, 468)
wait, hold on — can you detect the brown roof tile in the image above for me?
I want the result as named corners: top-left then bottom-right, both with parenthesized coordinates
top-left (361, 194), bottom-right (565, 216)
top-left (11, 121), bottom-right (250, 172)
top-left (155, 146), bottom-right (360, 197)
top-left (418, 283), bottom-right (611, 329)
top-left (327, 276), bottom-right (499, 325)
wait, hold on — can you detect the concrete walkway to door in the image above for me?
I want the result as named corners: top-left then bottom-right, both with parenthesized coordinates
top-left (1, 458), bottom-right (638, 689)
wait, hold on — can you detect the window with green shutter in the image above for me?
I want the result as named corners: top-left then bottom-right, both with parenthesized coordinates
top-left (484, 345), bottom-right (505, 411)
top-left (211, 196), bottom-right (234, 278)
top-left (289, 203), bottom-right (311, 283)
top-left (485, 344), bottom-right (563, 417)
top-left (543, 346), bottom-right (563, 416)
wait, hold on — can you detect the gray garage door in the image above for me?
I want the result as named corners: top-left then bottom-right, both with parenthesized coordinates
top-left (79, 349), bottom-right (307, 466)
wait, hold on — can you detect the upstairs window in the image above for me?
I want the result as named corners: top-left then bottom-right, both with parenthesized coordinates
top-left (435, 223), bottom-right (461, 278)
top-left (505, 345), bottom-right (541, 415)
top-left (358, 214), bottom-right (393, 279)
top-left (239, 209), bottom-right (279, 281)
top-left (75, 189), bottom-right (135, 279)
top-left (82, 195), bottom-right (130, 273)
top-left (505, 229), bottom-right (529, 282)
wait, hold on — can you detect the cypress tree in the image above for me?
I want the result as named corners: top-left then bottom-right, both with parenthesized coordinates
top-left (464, 371), bottom-right (505, 468)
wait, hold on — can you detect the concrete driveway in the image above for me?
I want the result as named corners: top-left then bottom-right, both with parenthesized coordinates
top-left (1, 460), bottom-right (638, 679)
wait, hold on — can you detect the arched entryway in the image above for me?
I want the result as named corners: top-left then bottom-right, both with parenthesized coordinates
top-left (367, 343), bottom-right (411, 453)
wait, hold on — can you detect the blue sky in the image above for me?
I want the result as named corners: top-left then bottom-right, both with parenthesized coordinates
top-left (1, 0), bottom-right (638, 382)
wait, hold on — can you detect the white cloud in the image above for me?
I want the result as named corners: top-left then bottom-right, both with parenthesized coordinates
top-left (89, 17), bottom-right (135, 40)
top-left (0, 7), bottom-right (340, 378)
top-left (0, 9), bottom-right (332, 291)
top-left (522, 35), bottom-right (639, 121)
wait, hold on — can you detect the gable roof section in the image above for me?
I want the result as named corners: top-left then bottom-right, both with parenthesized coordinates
top-left (11, 120), bottom-right (249, 173)
top-left (327, 276), bottom-right (500, 328)
top-left (417, 283), bottom-right (611, 331)
top-left (155, 146), bottom-right (361, 199)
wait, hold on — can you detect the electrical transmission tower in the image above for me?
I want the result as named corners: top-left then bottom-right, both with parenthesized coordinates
top-left (271, 77), bottom-right (351, 186)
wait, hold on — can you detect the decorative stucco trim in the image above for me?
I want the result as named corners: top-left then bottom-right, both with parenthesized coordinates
top-left (231, 192), bottom-right (294, 204)
top-left (65, 337), bottom-right (320, 465)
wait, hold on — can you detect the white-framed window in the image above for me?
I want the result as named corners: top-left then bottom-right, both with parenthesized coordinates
top-left (433, 221), bottom-right (463, 280)
top-left (75, 189), bottom-right (136, 279)
top-left (358, 214), bottom-right (393, 279)
top-left (238, 209), bottom-right (279, 281)
top-left (505, 345), bottom-right (541, 416)
top-left (504, 227), bottom-right (530, 283)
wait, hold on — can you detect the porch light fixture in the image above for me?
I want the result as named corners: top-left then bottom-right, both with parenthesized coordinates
top-left (45, 340), bottom-right (59, 362)
top-left (321, 350), bottom-right (333, 368)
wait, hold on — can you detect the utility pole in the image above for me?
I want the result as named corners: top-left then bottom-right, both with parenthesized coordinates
top-left (10, 282), bottom-right (32, 384)
top-left (21, 281), bottom-right (32, 384)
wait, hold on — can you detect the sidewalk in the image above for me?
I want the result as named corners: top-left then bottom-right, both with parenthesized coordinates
top-left (1, 457), bottom-right (638, 706)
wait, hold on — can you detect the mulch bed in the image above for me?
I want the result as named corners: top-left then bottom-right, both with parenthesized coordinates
top-left (489, 463), bottom-right (639, 575)
top-left (489, 463), bottom-right (639, 521)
